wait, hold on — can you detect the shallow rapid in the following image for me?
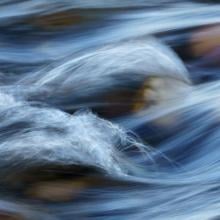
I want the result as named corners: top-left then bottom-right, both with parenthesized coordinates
top-left (0, 1), bottom-right (220, 220)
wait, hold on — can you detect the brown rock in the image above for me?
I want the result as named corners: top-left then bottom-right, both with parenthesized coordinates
top-left (191, 24), bottom-right (220, 57)
top-left (0, 212), bottom-right (24, 220)
top-left (25, 179), bottom-right (88, 202)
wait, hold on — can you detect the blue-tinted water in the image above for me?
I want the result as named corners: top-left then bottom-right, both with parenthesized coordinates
top-left (0, 1), bottom-right (220, 220)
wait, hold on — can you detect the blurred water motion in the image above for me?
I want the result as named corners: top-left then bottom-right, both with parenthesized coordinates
top-left (0, 0), bottom-right (220, 220)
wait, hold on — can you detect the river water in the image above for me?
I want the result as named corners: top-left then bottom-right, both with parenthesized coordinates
top-left (0, 1), bottom-right (220, 220)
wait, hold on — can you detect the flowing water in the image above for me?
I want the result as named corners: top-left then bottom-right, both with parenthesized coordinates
top-left (0, 0), bottom-right (220, 219)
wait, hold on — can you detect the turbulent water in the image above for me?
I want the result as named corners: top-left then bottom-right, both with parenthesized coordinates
top-left (0, 0), bottom-right (220, 220)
